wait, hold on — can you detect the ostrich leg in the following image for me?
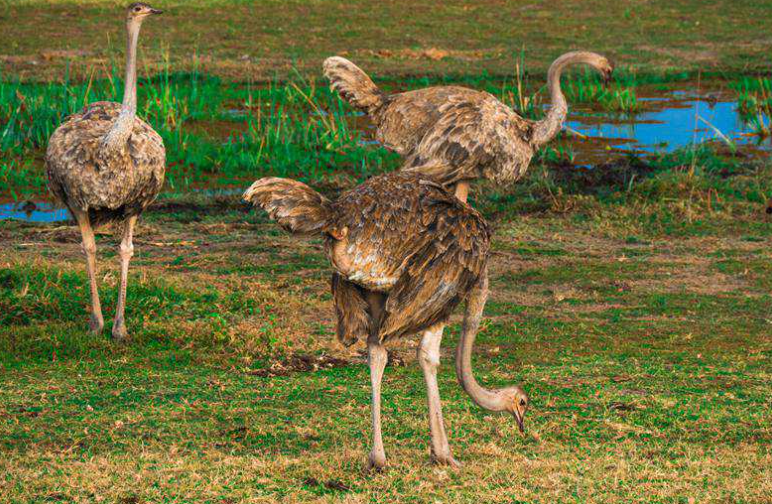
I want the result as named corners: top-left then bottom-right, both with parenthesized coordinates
top-left (367, 337), bottom-right (388, 470)
top-left (364, 290), bottom-right (388, 470)
top-left (112, 215), bottom-right (137, 341)
top-left (417, 324), bottom-right (460, 467)
top-left (73, 210), bottom-right (104, 334)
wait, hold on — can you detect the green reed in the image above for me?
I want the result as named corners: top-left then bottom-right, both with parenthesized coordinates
top-left (731, 76), bottom-right (771, 137)
top-left (562, 67), bottom-right (642, 113)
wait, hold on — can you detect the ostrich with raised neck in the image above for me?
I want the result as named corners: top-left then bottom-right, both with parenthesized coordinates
top-left (324, 51), bottom-right (613, 202)
top-left (45, 3), bottom-right (165, 341)
top-left (244, 170), bottom-right (528, 469)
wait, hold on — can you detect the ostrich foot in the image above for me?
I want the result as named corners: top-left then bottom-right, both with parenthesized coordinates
top-left (431, 453), bottom-right (462, 469)
top-left (366, 451), bottom-right (387, 472)
top-left (89, 313), bottom-right (104, 334)
top-left (111, 318), bottom-right (129, 342)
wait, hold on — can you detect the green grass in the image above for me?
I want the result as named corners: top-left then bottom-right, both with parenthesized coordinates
top-left (3, 0), bottom-right (772, 81)
top-left (1, 201), bottom-right (771, 502)
top-left (562, 68), bottom-right (642, 113)
top-left (1, 67), bottom-right (403, 199)
top-left (731, 76), bottom-right (772, 137)
top-left (5, 64), bottom-right (771, 204)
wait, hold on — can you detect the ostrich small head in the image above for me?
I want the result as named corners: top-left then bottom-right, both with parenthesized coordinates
top-left (127, 2), bottom-right (163, 21)
top-left (503, 386), bottom-right (529, 433)
top-left (595, 54), bottom-right (615, 84)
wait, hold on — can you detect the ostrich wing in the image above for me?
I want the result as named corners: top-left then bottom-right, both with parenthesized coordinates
top-left (375, 87), bottom-right (467, 154)
top-left (331, 272), bottom-right (371, 347)
top-left (377, 190), bottom-right (490, 343)
top-left (402, 93), bottom-right (534, 187)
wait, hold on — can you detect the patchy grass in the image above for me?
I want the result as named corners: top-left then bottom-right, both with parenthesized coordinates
top-left (3, 0), bottom-right (772, 80)
top-left (1, 195), bottom-right (771, 502)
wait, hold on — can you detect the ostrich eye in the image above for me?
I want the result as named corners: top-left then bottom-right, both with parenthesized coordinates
top-left (519, 399), bottom-right (526, 406)
top-left (134, 6), bottom-right (141, 11)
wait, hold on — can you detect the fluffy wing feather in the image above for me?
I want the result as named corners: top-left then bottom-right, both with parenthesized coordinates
top-left (323, 57), bottom-right (385, 115)
top-left (243, 177), bottom-right (333, 235)
top-left (45, 101), bottom-right (166, 225)
top-left (331, 272), bottom-right (371, 347)
top-left (376, 179), bottom-right (490, 342)
top-left (402, 93), bottom-right (534, 187)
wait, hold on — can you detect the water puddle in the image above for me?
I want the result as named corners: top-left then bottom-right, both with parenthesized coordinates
top-left (0, 187), bottom-right (247, 223)
top-left (564, 84), bottom-right (770, 164)
top-left (0, 201), bottom-right (69, 223)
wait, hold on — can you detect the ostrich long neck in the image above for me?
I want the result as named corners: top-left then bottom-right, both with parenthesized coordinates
top-left (531, 52), bottom-right (596, 148)
top-left (101, 19), bottom-right (141, 153)
top-left (455, 274), bottom-right (509, 411)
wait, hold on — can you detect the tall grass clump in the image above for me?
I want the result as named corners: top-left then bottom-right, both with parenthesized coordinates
top-left (562, 67), bottom-right (642, 113)
top-left (731, 76), bottom-right (771, 137)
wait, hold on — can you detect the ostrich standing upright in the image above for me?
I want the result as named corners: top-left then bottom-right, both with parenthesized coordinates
top-left (46, 3), bottom-right (165, 340)
top-left (324, 51), bottom-right (614, 202)
top-left (244, 171), bottom-right (529, 469)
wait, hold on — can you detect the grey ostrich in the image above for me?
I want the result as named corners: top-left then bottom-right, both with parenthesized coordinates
top-left (244, 170), bottom-right (529, 469)
top-left (45, 3), bottom-right (165, 340)
top-left (324, 51), bottom-right (613, 202)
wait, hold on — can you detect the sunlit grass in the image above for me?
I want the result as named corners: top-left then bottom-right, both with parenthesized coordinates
top-left (1, 193), bottom-right (771, 502)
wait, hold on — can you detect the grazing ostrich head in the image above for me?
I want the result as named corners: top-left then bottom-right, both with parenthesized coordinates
top-left (532, 51), bottom-right (615, 148)
top-left (503, 386), bottom-right (530, 433)
top-left (127, 2), bottom-right (163, 21)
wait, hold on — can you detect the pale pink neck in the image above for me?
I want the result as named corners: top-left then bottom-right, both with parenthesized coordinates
top-left (531, 51), bottom-right (603, 147)
top-left (101, 18), bottom-right (141, 153)
top-left (455, 273), bottom-right (510, 412)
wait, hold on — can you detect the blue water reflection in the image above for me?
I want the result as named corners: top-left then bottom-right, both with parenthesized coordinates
top-left (566, 96), bottom-right (770, 153)
top-left (0, 201), bottom-right (70, 223)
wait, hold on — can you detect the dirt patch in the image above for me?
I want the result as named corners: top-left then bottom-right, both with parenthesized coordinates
top-left (246, 353), bottom-right (351, 377)
top-left (628, 270), bottom-right (752, 295)
top-left (39, 49), bottom-right (90, 61)
top-left (349, 47), bottom-right (504, 62)
top-left (301, 477), bottom-right (351, 492)
top-left (183, 119), bottom-right (249, 142)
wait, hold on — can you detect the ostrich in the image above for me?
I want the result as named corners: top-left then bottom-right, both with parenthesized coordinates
top-left (324, 51), bottom-right (613, 202)
top-left (45, 3), bottom-right (165, 341)
top-left (244, 171), bottom-right (529, 469)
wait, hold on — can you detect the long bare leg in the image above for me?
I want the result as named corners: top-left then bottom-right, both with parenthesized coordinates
top-left (367, 337), bottom-right (388, 470)
top-left (73, 210), bottom-right (103, 334)
top-left (417, 323), bottom-right (460, 467)
top-left (365, 290), bottom-right (388, 470)
top-left (112, 216), bottom-right (137, 341)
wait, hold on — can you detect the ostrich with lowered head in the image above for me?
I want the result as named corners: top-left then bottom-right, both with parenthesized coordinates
top-left (324, 51), bottom-right (613, 202)
top-left (45, 3), bottom-right (165, 340)
top-left (244, 170), bottom-right (529, 469)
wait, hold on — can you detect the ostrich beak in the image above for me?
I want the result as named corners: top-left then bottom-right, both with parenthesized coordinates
top-left (512, 411), bottom-right (525, 433)
top-left (603, 67), bottom-right (614, 86)
top-left (603, 61), bottom-right (615, 86)
top-left (150, 8), bottom-right (163, 14)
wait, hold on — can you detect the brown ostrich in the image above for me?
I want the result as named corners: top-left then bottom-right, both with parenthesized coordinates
top-left (324, 51), bottom-right (613, 202)
top-left (45, 3), bottom-right (165, 341)
top-left (244, 171), bottom-right (528, 469)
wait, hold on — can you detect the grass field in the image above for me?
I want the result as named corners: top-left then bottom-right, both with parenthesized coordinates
top-left (3, 0), bottom-right (772, 80)
top-left (2, 1), bottom-right (772, 502)
top-left (2, 161), bottom-right (772, 502)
